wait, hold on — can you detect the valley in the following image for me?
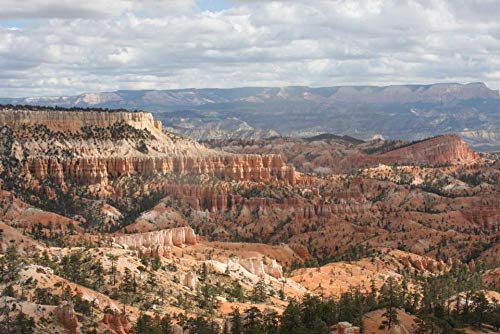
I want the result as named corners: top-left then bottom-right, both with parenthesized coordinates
top-left (0, 106), bottom-right (498, 334)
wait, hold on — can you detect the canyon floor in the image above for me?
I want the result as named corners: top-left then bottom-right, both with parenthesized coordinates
top-left (0, 106), bottom-right (498, 333)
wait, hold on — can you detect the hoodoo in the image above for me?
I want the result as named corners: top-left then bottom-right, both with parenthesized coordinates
top-left (0, 107), bottom-right (297, 187)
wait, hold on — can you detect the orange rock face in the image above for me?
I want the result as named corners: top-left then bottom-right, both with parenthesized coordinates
top-left (1, 109), bottom-right (297, 189)
top-left (209, 134), bottom-right (480, 174)
top-left (373, 134), bottom-right (478, 165)
top-left (354, 134), bottom-right (480, 170)
top-left (102, 313), bottom-right (130, 334)
top-left (22, 154), bottom-right (296, 186)
top-left (54, 302), bottom-right (79, 334)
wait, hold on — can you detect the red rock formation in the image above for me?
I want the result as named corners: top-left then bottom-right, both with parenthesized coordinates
top-left (376, 134), bottom-right (478, 165)
top-left (102, 313), bottom-right (130, 334)
top-left (157, 183), bottom-right (370, 220)
top-left (54, 302), bottom-right (78, 334)
top-left (403, 255), bottom-right (447, 273)
top-left (334, 322), bottom-right (360, 334)
top-left (208, 134), bottom-right (480, 176)
top-left (22, 154), bottom-right (296, 186)
top-left (1, 109), bottom-right (297, 187)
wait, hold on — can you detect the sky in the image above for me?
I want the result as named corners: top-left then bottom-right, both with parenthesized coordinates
top-left (0, 0), bottom-right (499, 97)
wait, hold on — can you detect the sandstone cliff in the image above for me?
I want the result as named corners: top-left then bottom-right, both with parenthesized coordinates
top-left (22, 154), bottom-right (296, 186)
top-left (0, 108), bottom-right (297, 186)
top-left (375, 134), bottom-right (478, 165)
top-left (0, 109), bottom-right (162, 134)
top-left (208, 134), bottom-right (479, 175)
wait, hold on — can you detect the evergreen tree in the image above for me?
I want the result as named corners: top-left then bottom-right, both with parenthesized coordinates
top-left (470, 291), bottom-right (489, 328)
top-left (160, 314), bottom-right (173, 334)
top-left (243, 307), bottom-right (264, 334)
top-left (278, 300), bottom-right (307, 334)
top-left (229, 281), bottom-right (245, 302)
top-left (263, 310), bottom-right (279, 334)
top-left (380, 277), bottom-right (400, 329)
top-left (251, 278), bottom-right (267, 303)
top-left (230, 307), bottom-right (243, 334)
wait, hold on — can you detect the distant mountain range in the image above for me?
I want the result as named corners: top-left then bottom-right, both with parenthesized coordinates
top-left (2, 82), bottom-right (499, 150)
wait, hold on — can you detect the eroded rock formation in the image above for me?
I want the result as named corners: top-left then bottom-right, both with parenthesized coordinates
top-left (54, 302), bottom-right (79, 334)
top-left (102, 313), bottom-right (130, 334)
top-left (0, 108), bottom-right (297, 187)
top-left (0, 109), bottom-right (162, 134)
top-left (375, 134), bottom-right (478, 165)
top-left (113, 227), bottom-right (197, 256)
top-left (400, 255), bottom-right (447, 273)
top-left (230, 257), bottom-right (283, 279)
top-left (209, 134), bottom-right (480, 175)
top-left (22, 154), bottom-right (296, 186)
top-left (178, 271), bottom-right (199, 290)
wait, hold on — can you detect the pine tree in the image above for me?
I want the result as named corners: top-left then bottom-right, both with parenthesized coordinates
top-left (251, 278), bottom-right (267, 303)
top-left (278, 300), bottom-right (307, 334)
top-left (380, 277), bottom-right (400, 329)
top-left (230, 307), bottom-right (243, 334)
top-left (109, 254), bottom-right (118, 285)
top-left (470, 291), bottom-right (489, 328)
top-left (230, 281), bottom-right (245, 302)
top-left (243, 307), bottom-right (264, 334)
top-left (263, 310), bottom-right (279, 334)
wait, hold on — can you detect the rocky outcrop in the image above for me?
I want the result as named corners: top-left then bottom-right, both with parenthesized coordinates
top-left (211, 134), bottom-right (479, 175)
top-left (333, 322), bottom-right (360, 334)
top-left (265, 259), bottom-right (284, 279)
top-left (22, 154), bottom-right (296, 186)
top-left (54, 302), bottom-right (78, 334)
top-left (238, 258), bottom-right (266, 277)
top-left (0, 109), bottom-right (162, 133)
top-left (102, 313), bottom-right (130, 334)
top-left (233, 257), bottom-right (283, 279)
top-left (113, 227), bottom-right (197, 256)
top-left (178, 271), bottom-right (199, 290)
top-left (376, 135), bottom-right (478, 165)
top-left (158, 183), bottom-right (370, 219)
top-left (1, 109), bottom-right (297, 187)
top-left (400, 255), bottom-right (447, 273)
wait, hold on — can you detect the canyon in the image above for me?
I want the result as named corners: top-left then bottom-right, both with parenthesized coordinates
top-left (0, 106), bottom-right (498, 334)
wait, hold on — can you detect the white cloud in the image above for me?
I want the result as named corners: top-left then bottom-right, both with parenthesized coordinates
top-left (0, 0), bottom-right (499, 97)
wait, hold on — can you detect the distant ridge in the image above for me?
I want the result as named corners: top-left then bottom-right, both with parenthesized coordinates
top-left (1, 82), bottom-right (499, 151)
top-left (304, 133), bottom-right (364, 145)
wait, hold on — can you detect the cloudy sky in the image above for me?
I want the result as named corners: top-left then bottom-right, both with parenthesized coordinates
top-left (1, 0), bottom-right (499, 97)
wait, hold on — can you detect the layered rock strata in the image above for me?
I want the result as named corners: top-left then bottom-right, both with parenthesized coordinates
top-left (159, 183), bottom-right (370, 217)
top-left (22, 154), bottom-right (296, 186)
top-left (113, 227), bottom-right (197, 257)
top-left (0, 109), bottom-right (162, 133)
top-left (0, 109), bottom-right (297, 186)
top-left (375, 134), bottom-right (478, 165)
